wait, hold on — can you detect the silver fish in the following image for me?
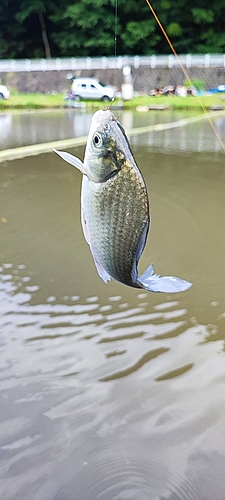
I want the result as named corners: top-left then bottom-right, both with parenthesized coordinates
top-left (54, 109), bottom-right (192, 293)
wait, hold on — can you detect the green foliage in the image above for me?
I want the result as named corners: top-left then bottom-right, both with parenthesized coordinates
top-left (50, 0), bottom-right (116, 56)
top-left (121, 20), bottom-right (158, 53)
top-left (161, 1), bottom-right (171, 10)
top-left (199, 29), bottom-right (225, 53)
top-left (167, 22), bottom-right (182, 37)
top-left (0, 1), bottom-right (225, 57)
top-left (184, 79), bottom-right (205, 91)
top-left (191, 8), bottom-right (214, 24)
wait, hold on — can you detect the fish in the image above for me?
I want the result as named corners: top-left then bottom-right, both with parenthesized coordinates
top-left (54, 109), bottom-right (192, 293)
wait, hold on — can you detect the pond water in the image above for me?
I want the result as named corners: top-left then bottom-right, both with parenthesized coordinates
top-left (0, 110), bottom-right (225, 499)
top-left (1, 108), bottom-right (224, 151)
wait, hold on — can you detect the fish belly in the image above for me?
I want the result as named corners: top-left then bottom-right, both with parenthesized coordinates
top-left (81, 166), bottom-right (149, 286)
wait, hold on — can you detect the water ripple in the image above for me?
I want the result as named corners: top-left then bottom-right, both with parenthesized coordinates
top-left (0, 263), bottom-right (196, 387)
top-left (100, 347), bottom-right (170, 382)
top-left (1, 262), bottom-right (225, 499)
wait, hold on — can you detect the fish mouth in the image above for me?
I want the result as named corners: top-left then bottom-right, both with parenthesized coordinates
top-left (91, 109), bottom-right (116, 128)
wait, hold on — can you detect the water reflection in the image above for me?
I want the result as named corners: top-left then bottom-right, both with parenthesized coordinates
top-left (1, 117), bottom-right (225, 499)
top-left (0, 114), bottom-right (12, 147)
top-left (132, 116), bottom-right (224, 153)
top-left (0, 109), bottom-right (225, 153)
top-left (0, 109), bottom-right (92, 150)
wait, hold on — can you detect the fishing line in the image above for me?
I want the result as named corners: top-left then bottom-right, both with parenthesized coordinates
top-left (112, 0), bottom-right (120, 100)
top-left (107, 0), bottom-right (118, 110)
top-left (145, 0), bottom-right (225, 152)
top-left (114, 0), bottom-right (118, 63)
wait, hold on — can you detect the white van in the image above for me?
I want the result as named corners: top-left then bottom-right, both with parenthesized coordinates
top-left (71, 78), bottom-right (115, 101)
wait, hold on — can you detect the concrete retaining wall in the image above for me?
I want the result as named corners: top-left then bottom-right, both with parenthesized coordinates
top-left (1, 66), bottom-right (225, 94)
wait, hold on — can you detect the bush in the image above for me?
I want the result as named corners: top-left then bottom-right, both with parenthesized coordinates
top-left (184, 79), bottom-right (205, 91)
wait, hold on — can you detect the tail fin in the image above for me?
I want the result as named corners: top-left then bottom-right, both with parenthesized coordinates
top-left (138, 264), bottom-right (192, 293)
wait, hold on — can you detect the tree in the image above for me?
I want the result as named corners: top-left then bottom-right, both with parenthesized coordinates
top-left (1, 1), bottom-right (225, 58)
top-left (15, 0), bottom-right (52, 58)
top-left (119, 0), bottom-right (160, 54)
top-left (0, 0), bottom-right (26, 58)
top-left (50, 0), bottom-right (116, 56)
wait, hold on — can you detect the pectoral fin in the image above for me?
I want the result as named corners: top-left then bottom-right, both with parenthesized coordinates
top-left (53, 149), bottom-right (85, 174)
top-left (138, 264), bottom-right (192, 293)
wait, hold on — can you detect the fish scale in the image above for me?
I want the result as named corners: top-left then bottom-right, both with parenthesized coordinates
top-left (55, 109), bottom-right (192, 293)
top-left (83, 163), bottom-right (149, 286)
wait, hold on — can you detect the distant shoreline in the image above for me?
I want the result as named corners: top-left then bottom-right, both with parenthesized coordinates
top-left (0, 93), bottom-right (225, 111)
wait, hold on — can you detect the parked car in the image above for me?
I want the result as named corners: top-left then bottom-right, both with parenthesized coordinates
top-left (71, 78), bottom-right (115, 101)
top-left (0, 85), bottom-right (10, 100)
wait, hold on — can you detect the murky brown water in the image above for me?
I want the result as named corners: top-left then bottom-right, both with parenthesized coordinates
top-left (1, 111), bottom-right (225, 499)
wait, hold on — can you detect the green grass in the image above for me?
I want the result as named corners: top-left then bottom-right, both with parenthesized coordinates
top-left (0, 92), bottom-right (224, 110)
top-left (0, 93), bottom-right (64, 109)
top-left (122, 93), bottom-right (225, 110)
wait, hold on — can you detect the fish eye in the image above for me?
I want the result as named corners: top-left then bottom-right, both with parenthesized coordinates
top-left (93, 132), bottom-right (103, 148)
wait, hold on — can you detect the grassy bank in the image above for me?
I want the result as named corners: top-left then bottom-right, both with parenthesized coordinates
top-left (124, 93), bottom-right (225, 110)
top-left (0, 93), bottom-right (64, 109)
top-left (0, 92), bottom-right (224, 111)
